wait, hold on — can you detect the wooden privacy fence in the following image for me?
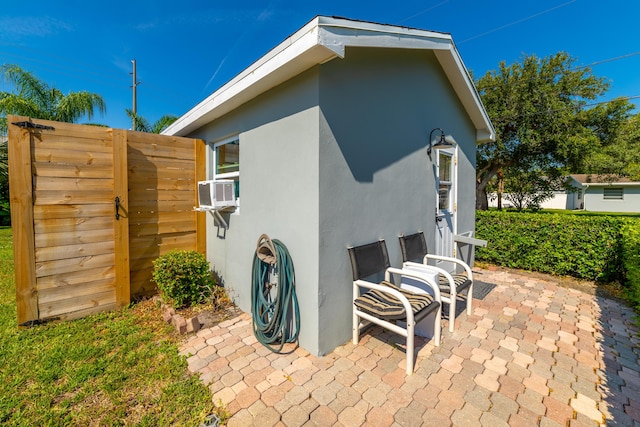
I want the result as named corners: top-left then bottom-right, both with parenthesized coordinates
top-left (8, 115), bottom-right (206, 325)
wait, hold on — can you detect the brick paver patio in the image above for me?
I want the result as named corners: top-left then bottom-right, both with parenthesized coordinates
top-left (180, 267), bottom-right (640, 426)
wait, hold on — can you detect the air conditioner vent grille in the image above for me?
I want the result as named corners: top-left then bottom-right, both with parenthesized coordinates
top-left (197, 180), bottom-right (236, 209)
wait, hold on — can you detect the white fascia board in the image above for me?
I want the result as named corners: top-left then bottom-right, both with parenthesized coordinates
top-left (582, 182), bottom-right (640, 187)
top-left (317, 17), bottom-right (452, 52)
top-left (164, 15), bottom-right (496, 141)
top-left (433, 48), bottom-right (495, 143)
top-left (164, 18), bottom-right (337, 136)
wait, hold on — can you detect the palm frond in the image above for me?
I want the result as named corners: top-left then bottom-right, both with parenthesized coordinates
top-left (1, 64), bottom-right (50, 112)
top-left (0, 93), bottom-right (45, 119)
top-left (125, 108), bottom-right (151, 132)
top-left (56, 91), bottom-right (107, 122)
top-left (152, 115), bottom-right (178, 134)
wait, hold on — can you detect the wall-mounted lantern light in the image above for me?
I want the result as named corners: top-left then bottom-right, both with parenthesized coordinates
top-left (428, 128), bottom-right (456, 158)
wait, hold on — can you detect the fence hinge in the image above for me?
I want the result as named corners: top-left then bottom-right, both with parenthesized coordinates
top-left (11, 121), bottom-right (55, 131)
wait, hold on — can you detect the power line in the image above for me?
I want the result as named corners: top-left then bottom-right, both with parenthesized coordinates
top-left (398, 0), bottom-right (450, 24)
top-left (0, 42), bottom-right (122, 78)
top-left (0, 50), bottom-right (194, 109)
top-left (573, 52), bottom-right (640, 70)
top-left (493, 95), bottom-right (640, 121)
top-left (0, 51), bottom-right (118, 80)
top-left (475, 51), bottom-right (640, 92)
top-left (458, 0), bottom-right (577, 44)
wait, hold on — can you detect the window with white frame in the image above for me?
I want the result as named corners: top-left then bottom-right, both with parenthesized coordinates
top-left (213, 136), bottom-right (240, 200)
top-left (603, 187), bottom-right (623, 200)
top-left (438, 152), bottom-right (453, 212)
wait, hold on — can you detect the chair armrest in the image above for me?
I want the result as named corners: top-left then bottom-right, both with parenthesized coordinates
top-left (401, 261), bottom-right (458, 295)
top-left (384, 267), bottom-right (441, 302)
top-left (353, 279), bottom-right (416, 323)
top-left (454, 233), bottom-right (487, 248)
top-left (422, 255), bottom-right (473, 281)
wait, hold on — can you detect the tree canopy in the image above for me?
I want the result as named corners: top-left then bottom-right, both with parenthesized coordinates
top-left (577, 104), bottom-right (640, 181)
top-left (474, 52), bottom-right (636, 209)
top-left (0, 64), bottom-right (106, 134)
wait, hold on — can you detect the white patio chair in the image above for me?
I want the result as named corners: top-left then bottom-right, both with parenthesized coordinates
top-left (399, 232), bottom-right (473, 333)
top-left (348, 239), bottom-right (441, 375)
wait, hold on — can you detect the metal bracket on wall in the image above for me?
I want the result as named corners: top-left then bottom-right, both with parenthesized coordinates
top-left (11, 121), bottom-right (55, 131)
top-left (212, 210), bottom-right (228, 229)
top-left (194, 207), bottom-right (229, 229)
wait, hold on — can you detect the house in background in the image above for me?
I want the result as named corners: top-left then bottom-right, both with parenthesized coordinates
top-left (164, 16), bottom-right (495, 356)
top-left (487, 191), bottom-right (569, 210)
top-left (488, 174), bottom-right (640, 212)
top-left (567, 174), bottom-right (640, 213)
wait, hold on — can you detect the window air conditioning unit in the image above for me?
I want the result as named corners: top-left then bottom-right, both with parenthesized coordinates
top-left (197, 180), bottom-right (236, 209)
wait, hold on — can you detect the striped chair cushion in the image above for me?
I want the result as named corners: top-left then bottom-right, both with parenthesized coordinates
top-left (354, 281), bottom-right (436, 321)
top-left (438, 273), bottom-right (472, 296)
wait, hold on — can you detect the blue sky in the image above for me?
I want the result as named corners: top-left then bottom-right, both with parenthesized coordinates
top-left (2, 0), bottom-right (639, 130)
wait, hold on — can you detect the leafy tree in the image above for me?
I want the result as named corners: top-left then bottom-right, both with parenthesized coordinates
top-left (501, 167), bottom-right (565, 211)
top-left (475, 52), bottom-right (610, 209)
top-left (579, 108), bottom-right (640, 180)
top-left (0, 64), bottom-right (106, 134)
top-left (126, 109), bottom-right (177, 134)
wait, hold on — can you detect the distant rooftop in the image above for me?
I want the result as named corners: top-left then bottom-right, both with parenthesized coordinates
top-left (571, 174), bottom-right (638, 185)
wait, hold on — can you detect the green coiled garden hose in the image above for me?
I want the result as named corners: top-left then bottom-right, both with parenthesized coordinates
top-left (251, 234), bottom-right (300, 353)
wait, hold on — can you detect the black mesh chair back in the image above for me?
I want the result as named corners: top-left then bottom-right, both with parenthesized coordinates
top-left (399, 232), bottom-right (427, 263)
top-left (347, 240), bottom-right (390, 281)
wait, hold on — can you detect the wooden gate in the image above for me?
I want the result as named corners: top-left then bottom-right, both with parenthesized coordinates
top-left (8, 115), bottom-right (206, 325)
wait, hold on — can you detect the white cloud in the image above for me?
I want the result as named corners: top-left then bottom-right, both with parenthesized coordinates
top-left (0, 16), bottom-right (73, 39)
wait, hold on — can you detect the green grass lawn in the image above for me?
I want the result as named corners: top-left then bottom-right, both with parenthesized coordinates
top-left (0, 227), bottom-right (222, 426)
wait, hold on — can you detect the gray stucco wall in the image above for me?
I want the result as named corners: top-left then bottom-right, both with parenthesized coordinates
top-left (316, 47), bottom-right (477, 353)
top-left (184, 47), bottom-right (479, 356)
top-left (186, 70), bottom-right (322, 354)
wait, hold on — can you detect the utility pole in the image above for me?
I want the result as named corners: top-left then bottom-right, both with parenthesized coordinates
top-left (130, 59), bottom-right (140, 130)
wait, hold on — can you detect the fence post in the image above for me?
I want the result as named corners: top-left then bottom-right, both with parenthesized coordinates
top-left (113, 129), bottom-right (131, 308)
top-left (195, 138), bottom-right (207, 255)
top-left (8, 115), bottom-right (39, 324)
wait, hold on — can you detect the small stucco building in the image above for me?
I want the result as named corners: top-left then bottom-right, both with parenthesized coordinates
top-left (567, 174), bottom-right (640, 213)
top-left (164, 16), bottom-right (495, 356)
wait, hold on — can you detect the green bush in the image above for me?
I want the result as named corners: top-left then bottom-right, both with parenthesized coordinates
top-left (476, 210), bottom-right (632, 282)
top-left (152, 250), bottom-right (214, 308)
top-left (621, 222), bottom-right (640, 311)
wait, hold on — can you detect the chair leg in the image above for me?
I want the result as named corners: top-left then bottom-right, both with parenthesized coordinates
top-left (406, 323), bottom-right (414, 375)
top-left (466, 284), bottom-right (473, 315)
top-left (353, 312), bottom-right (360, 345)
top-left (448, 298), bottom-right (456, 333)
top-left (433, 307), bottom-right (441, 347)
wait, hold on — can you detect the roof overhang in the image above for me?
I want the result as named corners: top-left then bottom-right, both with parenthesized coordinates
top-left (163, 16), bottom-right (495, 143)
top-left (570, 174), bottom-right (640, 186)
top-left (578, 182), bottom-right (639, 187)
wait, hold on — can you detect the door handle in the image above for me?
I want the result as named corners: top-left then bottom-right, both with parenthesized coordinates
top-left (115, 196), bottom-right (120, 220)
top-left (436, 216), bottom-right (443, 222)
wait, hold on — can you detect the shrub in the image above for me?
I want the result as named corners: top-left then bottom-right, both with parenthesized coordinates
top-left (621, 221), bottom-right (640, 311)
top-left (152, 250), bottom-right (214, 308)
top-left (475, 210), bottom-right (630, 282)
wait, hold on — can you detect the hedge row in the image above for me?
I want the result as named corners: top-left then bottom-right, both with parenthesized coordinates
top-left (475, 211), bottom-right (640, 311)
top-left (621, 222), bottom-right (640, 310)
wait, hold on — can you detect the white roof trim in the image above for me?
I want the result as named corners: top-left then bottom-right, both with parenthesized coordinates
top-left (569, 174), bottom-right (640, 186)
top-left (163, 16), bottom-right (495, 142)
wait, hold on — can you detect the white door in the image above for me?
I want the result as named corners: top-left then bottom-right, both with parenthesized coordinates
top-left (435, 149), bottom-right (456, 270)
